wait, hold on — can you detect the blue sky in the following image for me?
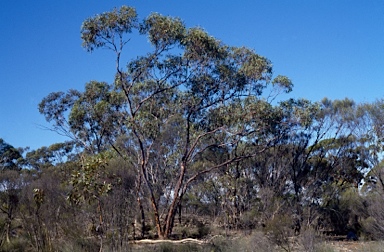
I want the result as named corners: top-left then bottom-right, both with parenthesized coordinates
top-left (1, 0), bottom-right (384, 150)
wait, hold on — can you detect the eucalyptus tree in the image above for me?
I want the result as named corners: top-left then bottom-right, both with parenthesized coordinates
top-left (233, 97), bottom-right (373, 233)
top-left (354, 99), bottom-right (384, 238)
top-left (0, 138), bottom-right (22, 171)
top-left (289, 98), bottom-right (374, 234)
top-left (0, 139), bottom-right (23, 245)
top-left (40, 6), bottom-right (292, 239)
top-left (359, 99), bottom-right (384, 190)
top-left (309, 98), bottom-right (369, 189)
top-left (0, 169), bottom-right (21, 246)
top-left (24, 141), bottom-right (75, 171)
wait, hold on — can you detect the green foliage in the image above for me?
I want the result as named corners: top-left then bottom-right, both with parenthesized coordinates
top-left (0, 139), bottom-right (22, 171)
top-left (39, 90), bottom-right (80, 124)
top-left (272, 75), bottom-right (293, 93)
top-left (68, 81), bottom-right (124, 152)
top-left (68, 153), bottom-right (112, 205)
top-left (142, 13), bottom-right (185, 48)
top-left (25, 141), bottom-right (75, 170)
top-left (81, 6), bottom-right (138, 52)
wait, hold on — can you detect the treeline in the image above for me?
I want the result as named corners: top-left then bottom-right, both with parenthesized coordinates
top-left (1, 6), bottom-right (384, 251)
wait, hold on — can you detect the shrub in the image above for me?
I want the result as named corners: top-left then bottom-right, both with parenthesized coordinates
top-left (300, 228), bottom-right (318, 252)
top-left (264, 214), bottom-right (294, 252)
top-left (0, 238), bottom-right (29, 252)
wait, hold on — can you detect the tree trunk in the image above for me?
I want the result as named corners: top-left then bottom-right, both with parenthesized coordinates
top-left (163, 163), bottom-right (186, 238)
top-left (150, 197), bottom-right (164, 239)
top-left (137, 197), bottom-right (146, 238)
top-left (5, 220), bottom-right (11, 244)
top-left (178, 201), bottom-right (182, 225)
top-left (140, 159), bottom-right (165, 238)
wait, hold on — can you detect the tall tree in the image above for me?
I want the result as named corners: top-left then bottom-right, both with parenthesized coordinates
top-left (40, 6), bottom-right (292, 239)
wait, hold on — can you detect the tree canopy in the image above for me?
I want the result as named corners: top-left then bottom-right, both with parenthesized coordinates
top-left (0, 138), bottom-right (22, 171)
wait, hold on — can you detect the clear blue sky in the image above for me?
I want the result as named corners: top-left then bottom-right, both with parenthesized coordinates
top-left (1, 0), bottom-right (384, 150)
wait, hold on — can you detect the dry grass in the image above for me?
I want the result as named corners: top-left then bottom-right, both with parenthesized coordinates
top-left (327, 241), bottom-right (384, 252)
top-left (127, 237), bottom-right (384, 252)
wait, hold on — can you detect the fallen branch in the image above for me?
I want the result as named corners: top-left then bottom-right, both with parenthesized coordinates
top-left (130, 238), bottom-right (207, 245)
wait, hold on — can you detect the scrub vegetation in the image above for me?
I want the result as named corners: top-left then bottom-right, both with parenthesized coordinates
top-left (1, 6), bottom-right (384, 251)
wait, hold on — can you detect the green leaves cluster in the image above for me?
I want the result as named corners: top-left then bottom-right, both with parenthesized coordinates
top-left (81, 6), bottom-right (138, 52)
top-left (68, 153), bottom-right (112, 206)
top-left (143, 13), bottom-right (185, 48)
top-left (0, 138), bottom-right (22, 171)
